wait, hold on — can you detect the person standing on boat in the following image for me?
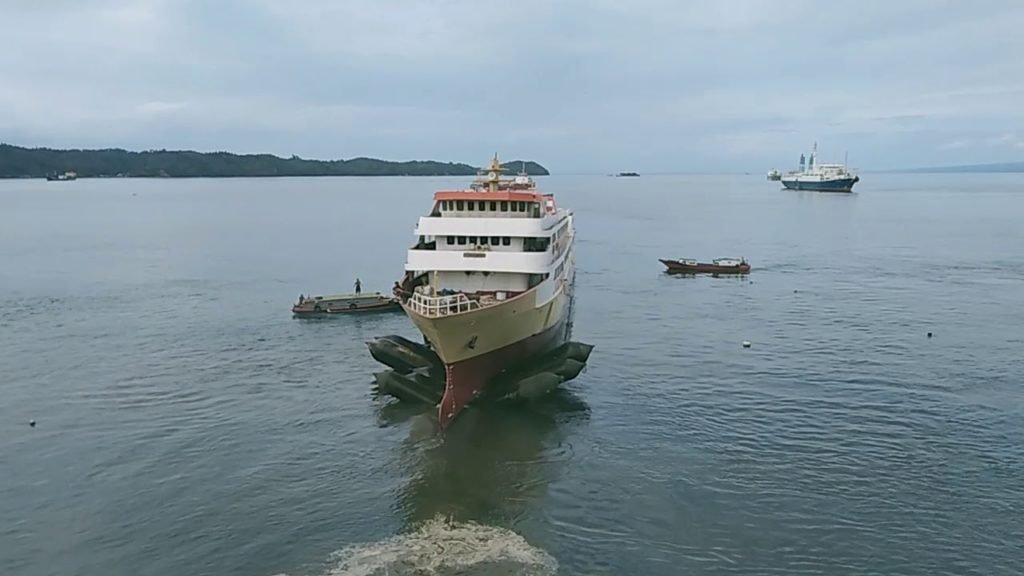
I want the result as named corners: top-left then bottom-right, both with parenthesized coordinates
top-left (354, 278), bottom-right (362, 294)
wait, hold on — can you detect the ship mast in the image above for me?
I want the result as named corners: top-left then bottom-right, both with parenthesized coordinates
top-left (482, 153), bottom-right (505, 193)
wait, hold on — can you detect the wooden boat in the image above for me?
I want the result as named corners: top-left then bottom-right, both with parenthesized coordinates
top-left (292, 292), bottom-right (401, 316)
top-left (659, 257), bottom-right (751, 275)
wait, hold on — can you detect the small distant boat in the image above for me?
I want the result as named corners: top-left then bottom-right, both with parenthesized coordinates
top-left (767, 169), bottom-right (781, 181)
top-left (659, 257), bottom-right (751, 275)
top-left (616, 171), bottom-right (640, 177)
top-left (46, 171), bottom-right (78, 181)
top-left (292, 292), bottom-right (401, 316)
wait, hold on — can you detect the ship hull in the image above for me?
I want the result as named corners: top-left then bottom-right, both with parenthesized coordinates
top-left (402, 279), bottom-right (573, 429)
top-left (292, 293), bottom-right (400, 316)
top-left (292, 301), bottom-right (400, 316)
top-left (659, 259), bottom-right (750, 274)
top-left (439, 310), bottom-right (569, 427)
top-left (780, 175), bottom-right (859, 192)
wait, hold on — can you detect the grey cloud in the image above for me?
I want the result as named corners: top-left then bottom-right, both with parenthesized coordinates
top-left (1, 0), bottom-right (1022, 171)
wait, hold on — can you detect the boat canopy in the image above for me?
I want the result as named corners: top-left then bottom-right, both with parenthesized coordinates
top-left (712, 258), bottom-right (743, 266)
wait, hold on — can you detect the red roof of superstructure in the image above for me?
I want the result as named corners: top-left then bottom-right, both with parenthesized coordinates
top-left (433, 190), bottom-right (545, 203)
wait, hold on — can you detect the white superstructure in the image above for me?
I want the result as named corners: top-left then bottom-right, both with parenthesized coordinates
top-left (401, 157), bottom-right (574, 318)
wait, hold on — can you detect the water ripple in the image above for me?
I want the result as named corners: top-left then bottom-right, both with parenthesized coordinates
top-left (4, 175), bottom-right (1024, 576)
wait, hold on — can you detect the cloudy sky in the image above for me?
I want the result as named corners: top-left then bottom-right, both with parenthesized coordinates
top-left (2, 0), bottom-right (1022, 172)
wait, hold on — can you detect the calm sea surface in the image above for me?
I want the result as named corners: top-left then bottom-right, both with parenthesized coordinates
top-left (2, 174), bottom-right (1023, 575)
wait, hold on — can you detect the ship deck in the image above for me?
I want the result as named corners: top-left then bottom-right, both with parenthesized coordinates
top-left (404, 289), bottom-right (524, 318)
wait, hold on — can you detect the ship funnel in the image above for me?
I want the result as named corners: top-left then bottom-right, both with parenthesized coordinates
top-left (799, 153), bottom-right (806, 171)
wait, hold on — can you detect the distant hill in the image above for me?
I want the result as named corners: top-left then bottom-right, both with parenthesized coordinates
top-left (896, 161), bottom-right (1024, 174)
top-left (0, 143), bottom-right (550, 178)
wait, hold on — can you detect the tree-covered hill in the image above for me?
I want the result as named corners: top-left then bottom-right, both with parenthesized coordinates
top-left (0, 144), bottom-right (549, 178)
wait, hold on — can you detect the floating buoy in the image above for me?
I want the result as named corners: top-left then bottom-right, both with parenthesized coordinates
top-left (742, 341), bottom-right (751, 348)
top-left (29, 419), bottom-right (36, 427)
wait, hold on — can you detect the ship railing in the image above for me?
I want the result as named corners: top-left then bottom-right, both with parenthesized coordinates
top-left (406, 291), bottom-right (480, 317)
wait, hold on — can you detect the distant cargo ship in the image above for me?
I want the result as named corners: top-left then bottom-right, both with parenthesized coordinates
top-left (779, 143), bottom-right (859, 192)
top-left (45, 171), bottom-right (78, 181)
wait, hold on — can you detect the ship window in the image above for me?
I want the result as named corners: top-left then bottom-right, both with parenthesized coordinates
top-left (468, 236), bottom-right (478, 244)
top-left (500, 201), bottom-right (508, 211)
top-left (456, 200), bottom-right (464, 210)
top-left (480, 236), bottom-right (489, 245)
top-left (491, 236), bottom-right (500, 245)
top-left (511, 201), bottom-right (519, 212)
top-left (457, 236), bottom-right (467, 245)
top-left (477, 201), bottom-right (486, 211)
top-left (502, 236), bottom-right (511, 246)
top-left (446, 236), bottom-right (454, 245)
top-left (518, 201), bottom-right (526, 212)
top-left (489, 201), bottom-right (497, 210)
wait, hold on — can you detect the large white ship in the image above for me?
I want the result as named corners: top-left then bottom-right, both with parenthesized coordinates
top-left (395, 155), bottom-right (576, 428)
top-left (779, 142), bottom-right (860, 192)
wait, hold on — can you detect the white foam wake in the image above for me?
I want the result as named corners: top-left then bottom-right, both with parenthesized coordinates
top-left (322, 516), bottom-right (557, 576)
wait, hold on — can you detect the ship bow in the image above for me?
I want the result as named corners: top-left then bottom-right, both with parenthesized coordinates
top-left (404, 290), bottom-right (570, 429)
top-left (438, 361), bottom-right (493, 429)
